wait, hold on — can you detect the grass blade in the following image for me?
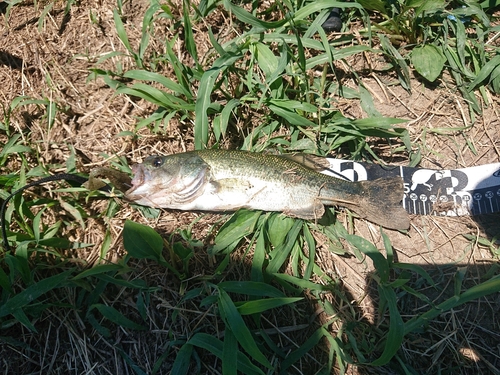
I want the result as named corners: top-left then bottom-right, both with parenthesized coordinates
top-left (236, 297), bottom-right (303, 315)
top-left (345, 234), bottom-right (389, 283)
top-left (370, 285), bottom-right (404, 366)
top-left (404, 275), bottom-right (500, 334)
top-left (91, 304), bottom-right (146, 330)
top-left (195, 69), bottom-right (221, 148)
top-left (123, 70), bottom-right (193, 98)
top-left (188, 333), bottom-right (266, 375)
top-left (211, 210), bottom-right (261, 254)
top-left (0, 269), bottom-right (73, 318)
top-left (251, 229), bottom-right (267, 282)
top-left (170, 343), bottom-right (193, 375)
top-left (281, 327), bottom-right (324, 371)
top-left (266, 220), bottom-right (302, 274)
top-left (218, 281), bottom-right (285, 298)
top-left (122, 220), bottom-right (163, 263)
top-left (222, 329), bottom-right (238, 375)
top-left (217, 288), bottom-right (272, 369)
top-left (183, 0), bottom-right (198, 63)
top-left (72, 264), bottom-right (126, 280)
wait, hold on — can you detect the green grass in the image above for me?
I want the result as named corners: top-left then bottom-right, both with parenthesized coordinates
top-left (1, 0), bottom-right (500, 373)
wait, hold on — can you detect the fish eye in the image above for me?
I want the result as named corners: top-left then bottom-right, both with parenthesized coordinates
top-left (151, 157), bottom-right (164, 168)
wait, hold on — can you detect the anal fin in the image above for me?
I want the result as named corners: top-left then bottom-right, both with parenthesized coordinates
top-left (284, 199), bottom-right (325, 220)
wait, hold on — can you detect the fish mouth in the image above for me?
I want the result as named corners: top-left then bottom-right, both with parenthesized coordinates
top-left (125, 164), bottom-right (146, 196)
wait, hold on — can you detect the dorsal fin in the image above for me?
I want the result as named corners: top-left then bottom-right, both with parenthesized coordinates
top-left (279, 153), bottom-right (331, 171)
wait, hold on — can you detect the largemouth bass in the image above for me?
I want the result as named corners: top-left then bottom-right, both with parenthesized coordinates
top-left (126, 150), bottom-right (410, 230)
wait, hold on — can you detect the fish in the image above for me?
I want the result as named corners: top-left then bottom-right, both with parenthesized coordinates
top-left (125, 150), bottom-right (410, 230)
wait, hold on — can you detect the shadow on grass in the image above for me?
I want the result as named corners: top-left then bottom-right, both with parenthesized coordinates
top-left (0, 212), bottom-right (499, 374)
top-left (359, 261), bottom-right (500, 374)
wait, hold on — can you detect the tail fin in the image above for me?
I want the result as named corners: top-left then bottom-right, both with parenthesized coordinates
top-left (343, 177), bottom-right (409, 230)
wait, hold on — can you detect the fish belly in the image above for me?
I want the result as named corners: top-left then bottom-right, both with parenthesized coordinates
top-left (185, 177), bottom-right (324, 219)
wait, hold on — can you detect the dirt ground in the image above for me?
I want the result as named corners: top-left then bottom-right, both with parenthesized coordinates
top-left (1, 0), bottom-right (499, 374)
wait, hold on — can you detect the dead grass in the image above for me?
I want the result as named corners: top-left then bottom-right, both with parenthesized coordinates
top-left (1, 0), bottom-right (499, 374)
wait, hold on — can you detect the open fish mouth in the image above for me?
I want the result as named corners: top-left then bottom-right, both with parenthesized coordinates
top-left (126, 164), bottom-right (145, 195)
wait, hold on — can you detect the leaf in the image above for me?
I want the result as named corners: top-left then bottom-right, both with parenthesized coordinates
top-left (267, 214), bottom-right (294, 248)
top-left (122, 220), bottom-right (164, 262)
top-left (12, 308), bottom-right (38, 332)
top-left (236, 297), bottom-right (303, 315)
top-left (404, 275), bottom-right (500, 335)
top-left (302, 224), bottom-right (316, 280)
top-left (72, 264), bottom-right (127, 280)
top-left (469, 55), bottom-right (500, 91)
top-left (268, 104), bottom-right (317, 127)
top-left (251, 229), bottom-right (267, 282)
top-left (266, 220), bottom-right (302, 274)
top-left (305, 45), bottom-right (373, 70)
top-left (94, 274), bottom-right (156, 291)
top-left (59, 200), bottom-right (85, 230)
top-left (222, 0), bottom-right (286, 29)
top-left (359, 84), bottom-right (381, 117)
top-left (273, 273), bottom-right (328, 291)
top-left (213, 99), bottom-right (240, 141)
top-left (46, 100), bottom-right (56, 128)
top-left (188, 333), bottom-right (265, 375)
top-left (222, 329), bottom-right (238, 375)
top-left (136, 292), bottom-right (148, 322)
top-left (381, 229), bottom-right (394, 264)
top-left (256, 42), bottom-right (279, 78)
top-left (281, 327), bottom-right (325, 371)
top-left (351, 117), bottom-right (406, 129)
top-left (379, 34), bottom-right (411, 91)
top-left (288, 0), bottom-right (363, 27)
top-left (170, 343), bottom-right (193, 375)
top-left (392, 263), bottom-right (435, 286)
top-left (413, 0), bottom-right (446, 16)
top-left (37, 237), bottom-right (90, 249)
top-left (0, 266), bottom-right (11, 293)
top-left (194, 50), bottom-right (242, 149)
top-left (370, 286), bottom-right (404, 365)
top-left (0, 270), bottom-right (73, 318)
top-left (100, 229), bottom-right (113, 260)
top-left (211, 210), bottom-right (261, 254)
top-left (183, 0), bottom-right (198, 63)
top-left (86, 313), bottom-right (111, 337)
top-left (0, 134), bottom-right (32, 159)
top-left (411, 44), bottom-right (446, 82)
top-left (91, 304), bottom-right (146, 330)
top-left (32, 207), bottom-right (46, 243)
top-left (217, 289), bottom-right (272, 369)
top-left (123, 70), bottom-right (192, 98)
top-left (113, 9), bottom-right (132, 53)
top-left (458, 275), bottom-right (500, 304)
top-left (218, 281), bottom-right (285, 298)
top-left (345, 234), bottom-right (390, 283)
top-left (117, 84), bottom-right (194, 110)
top-left (115, 346), bottom-right (149, 375)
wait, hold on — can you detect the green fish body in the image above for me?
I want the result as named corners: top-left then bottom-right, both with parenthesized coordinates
top-left (126, 150), bottom-right (409, 230)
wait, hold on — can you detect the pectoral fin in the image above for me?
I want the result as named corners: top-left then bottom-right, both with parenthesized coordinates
top-left (212, 178), bottom-right (253, 193)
